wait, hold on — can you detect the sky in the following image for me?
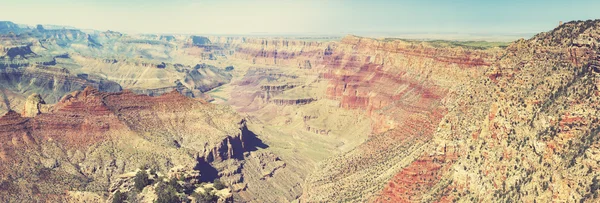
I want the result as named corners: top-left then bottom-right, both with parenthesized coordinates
top-left (0, 0), bottom-right (599, 36)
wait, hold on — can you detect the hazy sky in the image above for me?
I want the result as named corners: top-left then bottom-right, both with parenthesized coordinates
top-left (0, 0), bottom-right (598, 35)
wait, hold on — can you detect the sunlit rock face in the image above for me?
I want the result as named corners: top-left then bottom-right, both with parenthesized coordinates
top-left (0, 87), bottom-right (266, 202)
top-left (229, 33), bottom-right (502, 202)
top-left (0, 25), bottom-right (234, 115)
top-left (226, 20), bottom-right (600, 203)
top-left (1, 17), bottom-right (599, 203)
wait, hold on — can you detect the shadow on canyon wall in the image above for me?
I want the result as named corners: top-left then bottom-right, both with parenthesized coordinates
top-left (196, 127), bottom-right (268, 182)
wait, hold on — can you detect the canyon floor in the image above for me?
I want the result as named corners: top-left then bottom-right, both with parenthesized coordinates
top-left (0, 20), bottom-right (599, 203)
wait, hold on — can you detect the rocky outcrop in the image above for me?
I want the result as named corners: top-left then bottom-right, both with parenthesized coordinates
top-left (201, 120), bottom-right (251, 163)
top-left (228, 67), bottom-right (311, 111)
top-left (219, 22), bottom-right (600, 202)
top-left (3, 18), bottom-right (600, 203)
top-left (21, 93), bottom-right (48, 117)
top-left (234, 38), bottom-right (325, 66)
top-left (223, 34), bottom-right (503, 202)
top-left (242, 36), bottom-right (494, 201)
top-left (374, 142), bottom-right (458, 202)
top-left (416, 20), bottom-right (600, 203)
top-left (0, 87), bottom-right (265, 202)
top-left (108, 166), bottom-right (232, 203)
top-left (184, 64), bottom-right (233, 92)
top-left (339, 35), bottom-right (494, 67)
top-left (71, 55), bottom-right (231, 98)
top-left (192, 36), bottom-right (211, 46)
top-left (35, 29), bottom-right (89, 47)
top-left (0, 44), bottom-right (57, 68)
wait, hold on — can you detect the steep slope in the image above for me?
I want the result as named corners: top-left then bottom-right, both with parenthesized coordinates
top-left (215, 33), bottom-right (503, 202)
top-left (0, 26), bottom-right (233, 115)
top-left (0, 65), bottom-right (122, 115)
top-left (218, 22), bottom-right (599, 202)
top-left (0, 87), bottom-right (265, 202)
top-left (407, 19), bottom-right (600, 203)
top-left (3, 19), bottom-right (599, 203)
top-left (300, 36), bottom-right (500, 202)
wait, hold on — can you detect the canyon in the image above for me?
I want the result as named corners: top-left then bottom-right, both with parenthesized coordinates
top-left (0, 19), bottom-right (599, 203)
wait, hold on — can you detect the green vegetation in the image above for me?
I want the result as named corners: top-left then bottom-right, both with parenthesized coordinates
top-left (213, 178), bottom-right (225, 190)
top-left (112, 191), bottom-right (126, 203)
top-left (154, 177), bottom-right (193, 203)
top-left (192, 190), bottom-right (218, 203)
top-left (167, 177), bottom-right (183, 192)
top-left (127, 170), bottom-right (225, 203)
top-left (126, 191), bottom-right (139, 203)
top-left (155, 181), bottom-right (181, 203)
top-left (591, 176), bottom-right (600, 198)
top-left (134, 170), bottom-right (150, 191)
top-left (189, 179), bottom-right (226, 203)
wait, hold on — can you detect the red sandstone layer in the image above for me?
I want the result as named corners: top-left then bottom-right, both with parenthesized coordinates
top-left (231, 36), bottom-right (498, 202)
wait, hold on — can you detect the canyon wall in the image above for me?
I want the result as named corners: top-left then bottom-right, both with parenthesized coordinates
top-left (1, 19), bottom-right (599, 202)
top-left (424, 20), bottom-right (600, 202)
top-left (0, 25), bottom-right (234, 115)
top-left (229, 33), bottom-right (504, 201)
top-left (0, 87), bottom-right (265, 202)
top-left (0, 66), bottom-right (122, 114)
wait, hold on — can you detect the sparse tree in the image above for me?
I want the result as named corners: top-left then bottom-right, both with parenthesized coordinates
top-left (112, 191), bottom-right (126, 203)
top-left (134, 170), bottom-right (150, 191)
top-left (193, 191), bottom-right (218, 203)
top-left (155, 181), bottom-right (181, 203)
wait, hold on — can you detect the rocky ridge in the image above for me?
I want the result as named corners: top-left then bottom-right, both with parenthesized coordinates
top-left (223, 21), bottom-right (600, 202)
top-left (0, 87), bottom-right (265, 202)
top-left (1, 19), bottom-right (600, 203)
top-left (0, 23), bottom-right (233, 115)
top-left (416, 19), bottom-right (600, 202)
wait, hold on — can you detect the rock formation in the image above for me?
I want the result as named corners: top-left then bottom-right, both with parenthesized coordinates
top-left (21, 93), bottom-right (46, 117)
top-left (217, 20), bottom-right (600, 203)
top-left (1, 18), bottom-right (600, 203)
top-left (0, 21), bottom-right (22, 34)
top-left (419, 20), bottom-right (600, 202)
top-left (0, 87), bottom-right (266, 202)
top-left (0, 65), bottom-right (122, 115)
top-left (0, 26), bottom-right (233, 114)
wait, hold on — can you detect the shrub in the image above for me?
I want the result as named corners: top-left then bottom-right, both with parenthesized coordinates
top-left (126, 190), bottom-right (139, 203)
top-left (155, 181), bottom-right (180, 203)
top-left (112, 191), bottom-right (126, 203)
top-left (167, 178), bottom-right (183, 193)
top-left (213, 179), bottom-right (225, 190)
top-left (591, 176), bottom-right (600, 195)
top-left (149, 168), bottom-right (157, 177)
top-left (134, 170), bottom-right (150, 191)
top-left (193, 191), bottom-right (218, 203)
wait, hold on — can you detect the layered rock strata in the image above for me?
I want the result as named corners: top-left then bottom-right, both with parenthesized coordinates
top-left (0, 87), bottom-right (264, 202)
